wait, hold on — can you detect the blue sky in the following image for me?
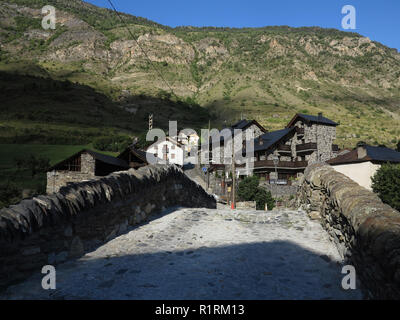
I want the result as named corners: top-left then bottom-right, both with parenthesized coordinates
top-left (86, 0), bottom-right (400, 51)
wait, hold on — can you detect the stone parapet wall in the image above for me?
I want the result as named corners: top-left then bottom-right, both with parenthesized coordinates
top-left (297, 163), bottom-right (400, 299)
top-left (46, 171), bottom-right (95, 194)
top-left (0, 165), bottom-right (216, 290)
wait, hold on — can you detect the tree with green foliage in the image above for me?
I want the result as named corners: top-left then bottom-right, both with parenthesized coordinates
top-left (371, 163), bottom-right (400, 212)
top-left (238, 175), bottom-right (275, 210)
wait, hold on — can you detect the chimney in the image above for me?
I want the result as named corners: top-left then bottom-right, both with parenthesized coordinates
top-left (356, 141), bottom-right (367, 159)
top-left (318, 112), bottom-right (323, 120)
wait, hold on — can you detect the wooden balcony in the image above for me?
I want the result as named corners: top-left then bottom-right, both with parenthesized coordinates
top-left (253, 160), bottom-right (308, 169)
top-left (296, 142), bottom-right (317, 153)
top-left (277, 144), bottom-right (291, 153)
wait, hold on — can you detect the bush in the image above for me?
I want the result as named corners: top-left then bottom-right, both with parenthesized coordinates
top-left (238, 175), bottom-right (275, 210)
top-left (254, 188), bottom-right (275, 210)
top-left (371, 163), bottom-right (400, 211)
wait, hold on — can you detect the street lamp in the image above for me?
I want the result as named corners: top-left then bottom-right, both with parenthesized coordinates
top-left (272, 155), bottom-right (279, 209)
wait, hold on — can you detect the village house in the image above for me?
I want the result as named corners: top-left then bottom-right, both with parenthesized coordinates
top-left (174, 131), bottom-right (200, 154)
top-left (251, 113), bottom-right (339, 184)
top-left (209, 113), bottom-right (339, 186)
top-left (146, 136), bottom-right (185, 166)
top-left (209, 119), bottom-right (267, 165)
top-left (46, 149), bottom-right (129, 194)
top-left (117, 145), bottom-right (151, 169)
top-left (327, 143), bottom-right (400, 190)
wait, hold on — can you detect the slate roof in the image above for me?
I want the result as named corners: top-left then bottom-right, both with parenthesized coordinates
top-left (327, 145), bottom-right (400, 165)
top-left (230, 119), bottom-right (267, 132)
top-left (128, 147), bottom-right (150, 163)
top-left (253, 128), bottom-right (295, 152)
top-left (50, 149), bottom-right (129, 171)
top-left (287, 113), bottom-right (338, 127)
top-left (87, 150), bottom-right (129, 167)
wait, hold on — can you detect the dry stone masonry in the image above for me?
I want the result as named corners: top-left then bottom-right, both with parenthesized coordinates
top-left (297, 163), bottom-right (400, 299)
top-left (0, 165), bottom-right (216, 291)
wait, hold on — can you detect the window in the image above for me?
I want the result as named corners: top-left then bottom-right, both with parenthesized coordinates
top-left (171, 145), bottom-right (176, 150)
top-left (171, 154), bottom-right (175, 159)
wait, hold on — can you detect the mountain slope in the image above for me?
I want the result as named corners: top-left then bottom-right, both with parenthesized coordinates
top-left (1, 0), bottom-right (400, 148)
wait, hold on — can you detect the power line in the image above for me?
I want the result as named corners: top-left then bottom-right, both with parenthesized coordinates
top-left (106, 0), bottom-right (179, 100)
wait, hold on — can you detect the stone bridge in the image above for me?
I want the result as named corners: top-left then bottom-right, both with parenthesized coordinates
top-left (0, 164), bottom-right (399, 299)
top-left (1, 206), bottom-right (361, 300)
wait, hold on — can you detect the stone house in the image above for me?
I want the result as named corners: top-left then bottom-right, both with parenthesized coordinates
top-left (251, 113), bottom-right (339, 184)
top-left (327, 143), bottom-right (400, 190)
top-left (209, 119), bottom-right (267, 166)
top-left (208, 113), bottom-right (339, 187)
top-left (47, 150), bottom-right (129, 194)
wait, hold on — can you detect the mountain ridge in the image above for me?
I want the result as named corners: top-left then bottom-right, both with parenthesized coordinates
top-left (1, 0), bottom-right (400, 148)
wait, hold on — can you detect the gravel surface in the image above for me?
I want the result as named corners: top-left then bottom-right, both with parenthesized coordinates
top-left (1, 207), bottom-right (362, 300)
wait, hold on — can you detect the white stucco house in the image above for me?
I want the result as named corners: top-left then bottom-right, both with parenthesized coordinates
top-left (146, 137), bottom-right (185, 167)
top-left (327, 143), bottom-right (400, 190)
top-left (174, 131), bottom-right (200, 154)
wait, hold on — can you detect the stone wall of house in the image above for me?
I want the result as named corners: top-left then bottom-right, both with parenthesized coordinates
top-left (0, 165), bottom-right (216, 291)
top-left (260, 182), bottom-right (298, 197)
top-left (46, 153), bottom-right (96, 194)
top-left (302, 123), bottom-right (336, 164)
top-left (249, 124), bottom-right (264, 139)
top-left (297, 163), bottom-right (400, 299)
top-left (81, 153), bottom-right (96, 174)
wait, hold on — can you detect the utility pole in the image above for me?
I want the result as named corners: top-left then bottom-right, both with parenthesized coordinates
top-left (231, 134), bottom-right (236, 209)
top-left (207, 119), bottom-right (210, 190)
top-left (149, 114), bottom-right (153, 131)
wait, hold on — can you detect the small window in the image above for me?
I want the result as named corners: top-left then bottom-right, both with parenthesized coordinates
top-left (171, 154), bottom-right (175, 159)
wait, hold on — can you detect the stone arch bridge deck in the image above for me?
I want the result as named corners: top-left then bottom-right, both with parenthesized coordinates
top-left (1, 207), bottom-right (362, 300)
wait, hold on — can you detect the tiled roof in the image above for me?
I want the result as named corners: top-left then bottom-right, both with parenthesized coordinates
top-left (327, 145), bottom-right (400, 165)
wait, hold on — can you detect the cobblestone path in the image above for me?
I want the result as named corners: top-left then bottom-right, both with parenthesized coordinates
top-left (1, 207), bottom-right (362, 300)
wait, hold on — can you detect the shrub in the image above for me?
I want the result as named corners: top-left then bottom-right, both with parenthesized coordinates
top-left (371, 163), bottom-right (400, 211)
top-left (238, 175), bottom-right (275, 210)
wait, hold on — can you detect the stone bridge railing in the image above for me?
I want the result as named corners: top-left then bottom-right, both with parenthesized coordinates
top-left (297, 163), bottom-right (400, 299)
top-left (0, 165), bottom-right (216, 290)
